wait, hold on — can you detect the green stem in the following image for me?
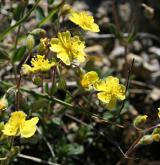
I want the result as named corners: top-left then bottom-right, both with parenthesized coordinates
top-left (1, 81), bottom-right (124, 128)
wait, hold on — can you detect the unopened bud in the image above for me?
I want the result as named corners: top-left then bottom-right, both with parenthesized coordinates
top-left (61, 4), bottom-right (72, 16)
top-left (152, 134), bottom-right (160, 142)
top-left (26, 34), bottom-right (35, 51)
top-left (32, 77), bottom-right (42, 86)
top-left (152, 126), bottom-right (160, 135)
top-left (133, 115), bottom-right (147, 128)
top-left (138, 135), bottom-right (153, 145)
top-left (0, 96), bottom-right (8, 111)
top-left (30, 28), bottom-right (46, 36)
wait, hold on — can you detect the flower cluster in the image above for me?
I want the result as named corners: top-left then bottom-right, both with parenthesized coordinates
top-left (81, 72), bottom-right (126, 110)
top-left (138, 126), bottom-right (160, 145)
top-left (48, 9), bottom-right (99, 66)
top-left (134, 108), bottom-right (160, 145)
top-left (1, 8), bottom-right (100, 141)
top-left (3, 111), bottom-right (39, 138)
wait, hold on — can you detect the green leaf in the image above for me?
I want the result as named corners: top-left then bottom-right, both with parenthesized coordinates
top-left (37, 1), bottom-right (64, 27)
top-left (12, 46), bottom-right (26, 62)
top-left (48, 0), bottom-right (55, 4)
top-left (64, 91), bottom-right (72, 103)
top-left (67, 143), bottom-right (84, 155)
top-left (52, 117), bottom-right (63, 126)
top-left (59, 143), bottom-right (84, 156)
top-left (0, 47), bottom-right (10, 61)
top-left (13, 3), bottom-right (24, 21)
top-left (127, 28), bottom-right (137, 44)
top-left (108, 23), bottom-right (117, 35)
top-left (108, 23), bottom-right (122, 41)
top-left (58, 76), bottom-right (66, 90)
top-left (35, 6), bottom-right (45, 22)
top-left (103, 111), bottom-right (114, 121)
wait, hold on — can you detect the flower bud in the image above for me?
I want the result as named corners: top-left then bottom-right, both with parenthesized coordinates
top-left (138, 135), bottom-right (153, 145)
top-left (133, 115), bottom-right (147, 128)
top-left (26, 34), bottom-right (35, 51)
top-left (152, 126), bottom-right (160, 135)
top-left (32, 76), bottom-right (43, 86)
top-left (61, 4), bottom-right (72, 16)
top-left (152, 134), bottom-right (160, 142)
top-left (0, 96), bottom-right (8, 111)
top-left (30, 28), bottom-right (46, 36)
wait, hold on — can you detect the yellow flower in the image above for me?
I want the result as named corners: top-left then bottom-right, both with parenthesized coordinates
top-left (0, 96), bottom-right (8, 111)
top-left (94, 76), bottom-right (126, 110)
top-left (80, 71), bottom-right (99, 88)
top-left (69, 11), bottom-right (100, 32)
top-left (23, 55), bottom-right (55, 74)
top-left (2, 111), bottom-right (39, 138)
top-left (50, 31), bottom-right (86, 65)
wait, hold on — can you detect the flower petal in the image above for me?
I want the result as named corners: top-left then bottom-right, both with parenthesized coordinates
top-left (20, 117), bottom-right (39, 138)
top-left (107, 97), bottom-right (117, 110)
top-left (97, 92), bottom-right (111, 104)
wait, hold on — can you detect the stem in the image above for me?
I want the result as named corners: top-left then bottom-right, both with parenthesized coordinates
top-left (0, 81), bottom-right (125, 128)
top-left (116, 133), bottom-right (142, 165)
top-left (50, 67), bottom-right (56, 95)
top-left (112, 0), bottom-right (120, 33)
top-left (14, 1), bottom-right (28, 49)
top-left (18, 154), bottom-right (60, 165)
top-left (116, 123), bottom-right (160, 165)
top-left (15, 74), bottom-right (22, 110)
top-left (118, 58), bottom-right (134, 114)
top-left (14, 26), bottom-right (21, 49)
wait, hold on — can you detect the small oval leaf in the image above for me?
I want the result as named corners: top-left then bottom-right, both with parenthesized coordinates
top-left (12, 46), bottom-right (26, 62)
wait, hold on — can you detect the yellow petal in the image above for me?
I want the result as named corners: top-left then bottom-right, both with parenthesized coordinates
top-left (94, 79), bottom-right (107, 91)
top-left (2, 122), bottom-right (18, 136)
top-left (69, 11), bottom-right (100, 32)
top-left (97, 92), bottom-right (111, 104)
top-left (50, 31), bottom-right (86, 65)
top-left (22, 64), bottom-right (33, 74)
top-left (2, 111), bottom-right (26, 136)
top-left (107, 97), bottom-right (117, 110)
top-left (81, 71), bottom-right (99, 88)
top-left (105, 76), bottom-right (119, 84)
top-left (116, 85), bottom-right (126, 100)
top-left (20, 117), bottom-right (39, 138)
top-left (57, 51), bottom-right (72, 65)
